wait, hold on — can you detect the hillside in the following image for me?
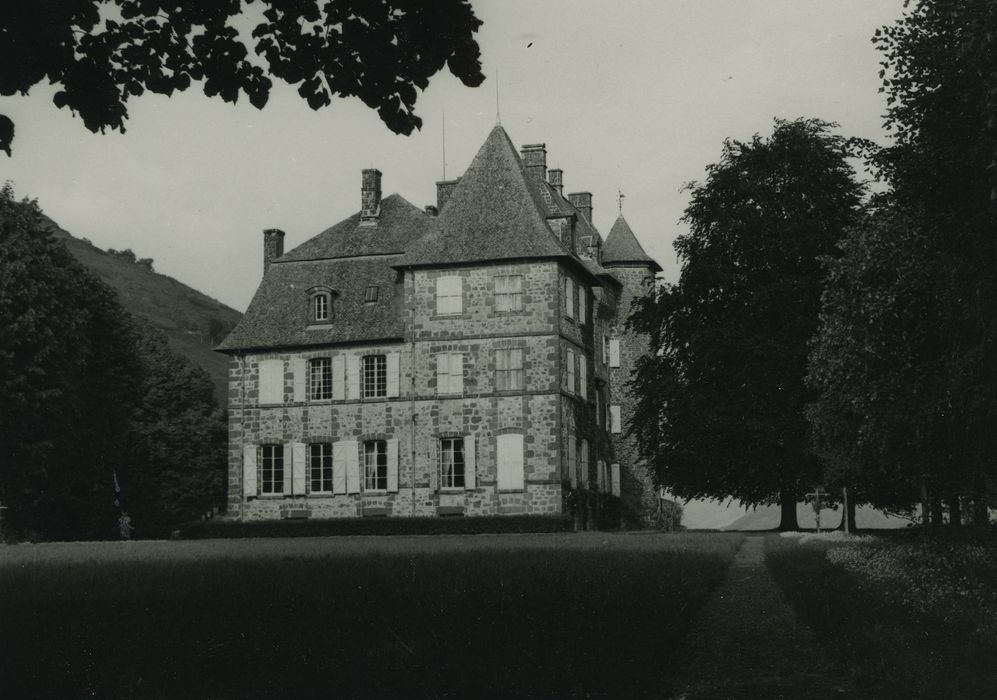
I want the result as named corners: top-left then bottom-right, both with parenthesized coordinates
top-left (42, 215), bottom-right (241, 408)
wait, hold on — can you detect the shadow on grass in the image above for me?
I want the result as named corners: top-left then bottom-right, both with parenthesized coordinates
top-left (1, 534), bottom-right (743, 699)
top-left (765, 535), bottom-right (997, 700)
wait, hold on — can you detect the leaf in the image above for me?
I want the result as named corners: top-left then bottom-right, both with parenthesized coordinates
top-left (0, 114), bottom-right (13, 156)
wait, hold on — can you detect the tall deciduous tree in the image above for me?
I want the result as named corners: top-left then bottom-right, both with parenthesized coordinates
top-left (0, 0), bottom-right (485, 155)
top-left (629, 119), bottom-right (866, 530)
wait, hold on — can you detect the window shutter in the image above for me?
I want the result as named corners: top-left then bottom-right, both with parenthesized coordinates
top-left (386, 353), bottom-right (400, 398)
top-left (578, 286), bottom-right (586, 324)
top-left (292, 442), bottom-right (306, 495)
top-left (579, 356), bottom-right (587, 400)
top-left (258, 359), bottom-right (283, 404)
top-left (332, 355), bottom-right (345, 400)
top-left (386, 438), bottom-right (399, 492)
top-left (451, 353), bottom-right (464, 394)
top-left (609, 339), bottom-right (621, 368)
top-left (564, 278), bottom-right (574, 318)
top-left (292, 358), bottom-right (307, 403)
top-left (437, 276), bottom-right (462, 314)
top-left (611, 463), bottom-right (621, 497)
top-left (567, 437), bottom-right (576, 487)
top-left (243, 444), bottom-right (257, 496)
top-left (436, 354), bottom-right (448, 395)
top-left (344, 441), bottom-right (360, 494)
top-left (496, 433), bottom-right (524, 491)
top-left (347, 356), bottom-right (360, 400)
top-left (580, 440), bottom-right (589, 486)
top-left (611, 405), bottom-right (622, 434)
top-left (332, 441), bottom-right (348, 494)
top-left (566, 349), bottom-right (575, 394)
top-left (597, 459), bottom-right (605, 490)
top-left (282, 443), bottom-right (293, 494)
top-left (464, 435), bottom-right (476, 490)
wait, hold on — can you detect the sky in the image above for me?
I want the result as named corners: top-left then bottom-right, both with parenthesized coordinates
top-left (3, 0), bottom-right (906, 313)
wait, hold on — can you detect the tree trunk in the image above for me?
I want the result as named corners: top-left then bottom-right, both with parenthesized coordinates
top-left (930, 497), bottom-right (944, 527)
top-left (778, 490), bottom-right (799, 531)
top-left (972, 475), bottom-right (989, 525)
top-left (947, 496), bottom-right (962, 526)
top-left (920, 478), bottom-right (930, 529)
top-left (837, 497), bottom-right (858, 533)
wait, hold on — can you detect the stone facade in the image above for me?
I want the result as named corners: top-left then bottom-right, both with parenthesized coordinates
top-left (219, 125), bottom-right (661, 525)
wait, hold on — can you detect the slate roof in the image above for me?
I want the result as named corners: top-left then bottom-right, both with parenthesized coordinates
top-left (603, 215), bottom-right (662, 272)
top-left (396, 125), bottom-right (583, 270)
top-left (216, 257), bottom-right (404, 351)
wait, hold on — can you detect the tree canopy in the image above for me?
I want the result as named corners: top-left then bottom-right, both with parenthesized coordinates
top-left (0, 0), bottom-right (485, 155)
top-left (629, 118), bottom-right (867, 530)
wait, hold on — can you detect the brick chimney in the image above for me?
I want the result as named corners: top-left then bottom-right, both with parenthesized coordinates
top-left (263, 228), bottom-right (285, 273)
top-left (436, 178), bottom-right (460, 212)
top-left (361, 169), bottom-right (381, 225)
top-left (568, 192), bottom-right (593, 223)
top-left (520, 144), bottom-right (547, 185)
top-left (548, 169), bottom-right (564, 196)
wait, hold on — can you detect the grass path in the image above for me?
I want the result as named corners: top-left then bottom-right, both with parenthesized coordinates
top-left (668, 536), bottom-right (855, 700)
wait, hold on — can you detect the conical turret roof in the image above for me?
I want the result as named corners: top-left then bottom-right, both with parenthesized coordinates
top-left (602, 215), bottom-right (661, 271)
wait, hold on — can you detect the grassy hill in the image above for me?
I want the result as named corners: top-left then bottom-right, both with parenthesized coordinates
top-left (42, 215), bottom-right (241, 408)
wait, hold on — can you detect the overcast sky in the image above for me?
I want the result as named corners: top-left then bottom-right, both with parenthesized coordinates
top-left (3, 0), bottom-right (906, 312)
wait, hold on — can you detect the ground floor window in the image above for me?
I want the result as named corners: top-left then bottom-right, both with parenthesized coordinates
top-left (260, 444), bottom-right (283, 494)
top-left (363, 440), bottom-right (388, 491)
top-left (310, 443), bottom-right (332, 493)
top-left (440, 437), bottom-right (466, 489)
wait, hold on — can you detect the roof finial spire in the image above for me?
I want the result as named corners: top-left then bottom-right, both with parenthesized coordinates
top-left (495, 70), bottom-right (501, 125)
top-left (618, 189), bottom-right (626, 213)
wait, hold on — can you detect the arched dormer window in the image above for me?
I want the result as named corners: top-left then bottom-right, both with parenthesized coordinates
top-left (307, 287), bottom-right (336, 324)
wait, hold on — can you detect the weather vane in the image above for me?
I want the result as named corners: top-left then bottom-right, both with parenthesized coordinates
top-left (618, 190), bottom-right (625, 213)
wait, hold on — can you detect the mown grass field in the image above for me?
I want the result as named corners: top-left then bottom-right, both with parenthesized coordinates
top-left (0, 532), bottom-right (743, 699)
top-left (766, 531), bottom-right (997, 699)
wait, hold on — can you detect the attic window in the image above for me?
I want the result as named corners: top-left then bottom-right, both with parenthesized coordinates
top-left (364, 285), bottom-right (379, 303)
top-left (308, 287), bottom-right (336, 324)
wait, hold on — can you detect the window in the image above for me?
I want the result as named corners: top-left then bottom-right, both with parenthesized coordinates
top-left (309, 443), bottom-right (332, 493)
top-left (436, 276), bottom-right (463, 315)
top-left (567, 436), bottom-right (576, 487)
top-left (566, 348), bottom-right (576, 394)
top-left (563, 277), bottom-right (575, 318)
top-left (364, 285), bottom-right (379, 303)
top-left (436, 353), bottom-right (464, 395)
top-left (495, 348), bottom-right (523, 391)
top-left (580, 440), bottom-right (589, 488)
top-left (362, 355), bottom-right (387, 398)
top-left (496, 433), bottom-right (524, 491)
top-left (309, 358), bottom-right (332, 400)
top-left (363, 440), bottom-right (388, 491)
top-left (439, 437), bottom-right (466, 489)
top-left (579, 355), bottom-right (587, 400)
top-left (495, 275), bottom-right (523, 312)
top-left (603, 336), bottom-right (610, 365)
top-left (577, 285), bottom-right (587, 324)
top-left (260, 444), bottom-right (284, 494)
top-left (313, 293), bottom-right (329, 322)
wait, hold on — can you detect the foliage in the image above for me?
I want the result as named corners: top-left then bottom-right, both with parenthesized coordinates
top-left (628, 119), bottom-right (867, 530)
top-left (0, 185), bottom-right (226, 540)
top-left (0, 0), bottom-right (485, 154)
top-left (0, 533), bottom-right (743, 698)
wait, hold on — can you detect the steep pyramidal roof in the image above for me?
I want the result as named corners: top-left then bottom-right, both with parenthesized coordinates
top-left (397, 125), bottom-right (571, 267)
top-left (603, 215), bottom-right (662, 272)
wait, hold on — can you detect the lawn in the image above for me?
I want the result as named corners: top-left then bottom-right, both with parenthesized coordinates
top-left (0, 531), bottom-right (743, 699)
top-left (766, 531), bottom-right (997, 699)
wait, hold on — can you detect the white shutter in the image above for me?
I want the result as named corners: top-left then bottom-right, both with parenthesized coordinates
top-left (611, 405), bottom-right (622, 434)
top-left (347, 356), bottom-right (361, 400)
top-left (243, 444), bottom-right (258, 496)
top-left (386, 353), bottom-right (400, 398)
top-left (344, 441), bottom-right (360, 494)
top-left (387, 438), bottom-right (399, 492)
top-left (464, 435), bottom-right (476, 490)
top-left (332, 442), bottom-right (347, 494)
top-left (258, 359), bottom-right (283, 404)
top-left (437, 276), bottom-right (462, 314)
top-left (564, 278), bottom-right (574, 318)
top-left (578, 286), bottom-right (586, 324)
top-left (609, 339), bottom-right (621, 368)
top-left (436, 354), bottom-right (449, 395)
top-left (282, 443), bottom-right (293, 494)
top-left (451, 353), bottom-right (463, 394)
top-left (292, 442), bottom-right (306, 495)
top-left (292, 358), bottom-right (307, 403)
top-left (611, 463), bottom-right (621, 497)
top-left (567, 437), bottom-right (576, 487)
top-left (332, 355), bottom-right (345, 400)
top-left (496, 433), bottom-right (524, 491)
top-left (566, 349), bottom-right (575, 394)
top-left (579, 356), bottom-right (588, 400)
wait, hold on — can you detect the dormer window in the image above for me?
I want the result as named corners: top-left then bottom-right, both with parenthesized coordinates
top-left (364, 285), bottom-right (379, 303)
top-left (307, 287), bottom-right (336, 324)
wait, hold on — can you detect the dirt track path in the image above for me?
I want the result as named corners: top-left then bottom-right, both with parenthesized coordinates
top-left (668, 536), bottom-right (856, 699)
